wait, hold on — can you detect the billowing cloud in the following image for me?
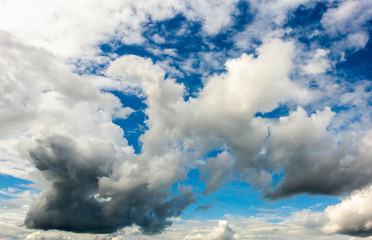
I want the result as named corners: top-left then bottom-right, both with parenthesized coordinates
top-left (263, 111), bottom-right (372, 199)
top-left (323, 184), bottom-right (372, 237)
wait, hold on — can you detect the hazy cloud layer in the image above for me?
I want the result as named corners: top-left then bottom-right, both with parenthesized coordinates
top-left (183, 220), bottom-right (238, 240)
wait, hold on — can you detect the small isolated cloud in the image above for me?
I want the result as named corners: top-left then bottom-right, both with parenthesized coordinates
top-left (183, 220), bottom-right (239, 240)
top-left (195, 200), bottom-right (217, 212)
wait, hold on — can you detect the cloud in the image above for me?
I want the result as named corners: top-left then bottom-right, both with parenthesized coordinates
top-left (24, 134), bottom-right (126, 233)
top-left (301, 49), bottom-right (331, 75)
top-left (321, 0), bottom-right (372, 37)
top-left (321, 0), bottom-right (372, 54)
top-left (104, 37), bottom-right (372, 203)
top-left (323, 184), bottom-right (372, 237)
top-left (195, 200), bottom-right (217, 212)
top-left (200, 151), bottom-right (234, 195)
top-left (263, 108), bottom-right (372, 199)
top-left (0, 31), bottom-right (194, 234)
top-left (0, 0), bottom-right (242, 60)
top-left (105, 38), bottom-right (311, 194)
top-left (0, 30), bottom-right (132, 179)
top-left (183, 220), bottom-right (238, 240)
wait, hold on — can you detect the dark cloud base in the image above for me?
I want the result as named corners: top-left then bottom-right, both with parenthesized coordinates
top-left (24, 135), bottom-right (195, 234)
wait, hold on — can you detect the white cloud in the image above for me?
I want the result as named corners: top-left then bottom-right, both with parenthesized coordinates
top-left (322, 0), bottom-right (372, 54)
top-left (233, 0), bottom-right (316, 49)
top-left (0, 0), bottom-right (242, 60)
top-left (0, 31), bottom-right (135, 183)
top-left (301, 49), bottom-right (332, 75)
top-left (323, 175), bottom-right (372, 237)
top-left (183, 220), bottom-right (238, 240)
top-left (321, 0), bottom-right (372, 37)
top-left (104, 38), bottom-right (311, 195)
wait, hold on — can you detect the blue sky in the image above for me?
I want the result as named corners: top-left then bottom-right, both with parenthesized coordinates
top-left (1, 0), bottom-right (372, 239)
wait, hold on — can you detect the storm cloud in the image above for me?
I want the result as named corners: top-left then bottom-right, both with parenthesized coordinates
top-left (25, 134), bottom-right (195, 234)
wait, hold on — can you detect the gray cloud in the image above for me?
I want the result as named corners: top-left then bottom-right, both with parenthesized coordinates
top-left (24, 135), bottom-right (121, 233)
top-left (262, 109), bottom-right (372, 199)
top-left (25, 134), bottom-right (195, 234)
top-left (200, 151), bottom-right (234, 195)
top-left (195, 200), bottom-right (217, 212)
top-left (322, 185), bottom-right (372, 237)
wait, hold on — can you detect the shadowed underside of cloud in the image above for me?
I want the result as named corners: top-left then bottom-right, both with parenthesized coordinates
top-left (262, 111), bottom-right (372, 200)
top-left (24, 135), bottom-right (195, 234)
top-left (323, 184), bottom-right (372, 237)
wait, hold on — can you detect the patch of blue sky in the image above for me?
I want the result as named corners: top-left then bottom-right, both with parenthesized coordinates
top-left (255, 104), bottom-right (291, 119)
top-left (0, 174), bottom-right (35, 200)
top-left (284, 2), bottom-right (328, 44)
top-left (107, 90), bottom-right (148, 154)
top-left (113, 111), bottom-right (147, 154)
top-left (180, 175), bottom-right (340, 220)
top-left (336, 33), bottom-right (372, 81)
top-left (231, 0), bottom-right (253, 33)
top-left (286, 2), bottom-right (328, 29)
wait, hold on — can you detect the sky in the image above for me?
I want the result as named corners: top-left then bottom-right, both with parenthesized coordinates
top-left (0, 0), bottom-right (372, 239)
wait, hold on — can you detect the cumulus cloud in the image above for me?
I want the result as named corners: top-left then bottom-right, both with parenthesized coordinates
top-left (323, 182), bottom-right (372, 237)
top-left (263, 109), bottom-right (372, 199)
top-left (105, 38), bottom-right (311, 194)
top-left (0, 30), bottom-right (194, 234)
top-left (0, 0), bottom-right (241, 59)
top-left (183, 220), bottom-right (238, 240)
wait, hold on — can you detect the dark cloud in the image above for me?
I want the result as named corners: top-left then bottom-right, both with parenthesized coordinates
top-left (339, 229), bottom-right (372, 238)
top-left (261, 111), bottom-right (372, 199)
top-left (25, 134), bottom-right (195, 234)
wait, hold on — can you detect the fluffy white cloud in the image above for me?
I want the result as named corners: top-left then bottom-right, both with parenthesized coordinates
top-left (323, 176), bottom-right (372, 236)
top-left (322, 0), bottom-right (372, 53)
top-left (0, 0), bottom-right (241, 60)
top-left (0, 31), bottom-right (133, 181)
top-left (104, 38), bottom-right (311, 194)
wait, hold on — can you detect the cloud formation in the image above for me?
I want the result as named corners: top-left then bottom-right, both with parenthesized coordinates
top-left (323, 184), bottom-right (372, 237)
top-left (1, 0), bottom-right (372, 238)
top-left (183, 220), bottom-right (238, 240)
